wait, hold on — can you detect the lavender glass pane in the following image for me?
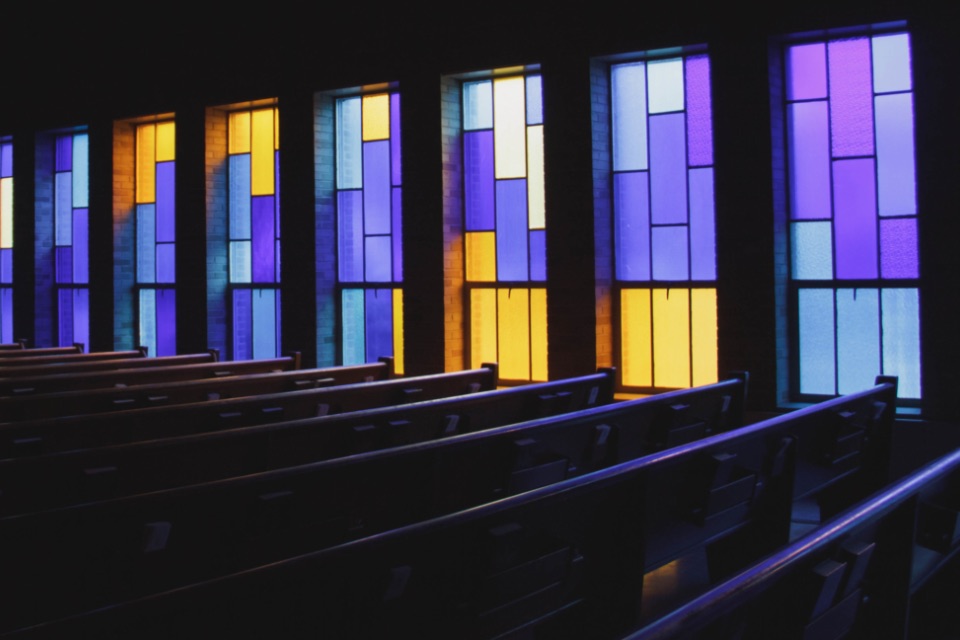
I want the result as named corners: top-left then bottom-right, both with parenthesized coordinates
top-left (611, 62), bottom-right (648, 172)
top-left (392, 187), bottom-right (403, 281)
top-left (391, 93), bottom-right (402, 187)
top-left (156, 288), bottom-right (177, 357)
top-left (788, 102), bottom-right (832, 220)
top-left (833, 159), bottom-right (878, 279)
top-left (157, 243), bottom-right (176, 283)
top-left (880, 218), bottom-right (918, 279)
top-left (338, 190), bottom-right (363, 282)
top-left (829, 38), bottom-right (875, 158)
top-left (56, 135), bottom-right (72, 172)
top-left (0, 248), bottom-right (12, 284)
top-left (614, 171), bottom-right (651, 281)
top-left (72, 134), bottom-right (89, 209)
top-left (464, 130), bottom-right (495, 231)
top-left (73, 208), bottom-right (88, 284)
top-left (496, 179), bottom-right (529, 281)
top-left (837, 288), bottom-right (880, 394)
top-left (463, 80), bottom-right (493, 131)
top-left (337, 97), bottom-right (362, 190)
top-left (685, 55), bottom-right (713, 167)
top-left (365, 289), bottom-right (393, 362)
top-left (73, 288), bottom-right (89, 354)
top-left (882, 288), bottom-right (920, 398)
top-left (58, 289), bottom-right (74, 346)
top-left (55, 173), bottom-right (73, 245)
top-left (649, 113), bottom-right (687, 225)
top-left (252, 195), bottom-right (276, 283)
top-left (1, 288), bottom-right (11, 343)
top-left (363, 140), bottom-right (391, 235)
top-left (689, 167), bottom-right (716, 281)
top-left (530, 229), bottom-right (546, 282)
top-left (798, 289), bottom-right (836, 395)
top-left (139, 289), bottom-right (156, 356)
top-left (526, 75), bottom-right (543, 125)
top-left (0, 142), bottom-right (12, 177)
top-left (56, 247), bottom-right (73, 283)
top-left (229, 155), bottom-right (252, 240)
top-left (787, 43), bottom-right (827, 101)
top-left (341, 289), bottom-right (365, 365)
top-left (232, 289), bottom-right (252, 361)
top-left (792, 221), bottom-right (833, 280)
top-left (137, 204), bottom-right (156, 283)
top-left (876, 93), bottom-right (917, 216)
top-left (652, 225), bottom-right (689, 280)
top-left (365, 235), bottom-right (392, 282)
top-left (252, 289), bottom-right (278, 359)
top-left (156, 161), bottom-right (176, 242)
top-left (872, 33), bottom-right (912, 93)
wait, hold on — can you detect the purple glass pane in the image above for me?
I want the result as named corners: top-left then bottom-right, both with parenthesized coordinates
top-left (73, 289), bottom-right (89, 353)
top-left (156, 161), bottom-right (176, 242)
top-left (529, 229), bottom-right (546, 281)
top-left (73, 207), bottom-right (88, 284)
top-left (829, 38), bottom-right (875, 158)
top-left (652, 225), bottom-right (689, 280)
top-left (496, 179), bottom-right (529, 281)
top-left (689, 167), bottom-right (716, 281)
top-left (58, 289), bottom-right (74, 346)
top-left (649, 113), bottom-right (687, 225)
top-left (787, 43), bottom-right (827, 101)
top-left (363, 140), bottom-right (391, 235)
top-left (464, 130), bottom-right (495, 231)
top-left (0, 142), bottom-right (12, 178)
top-left (365, 289), bottom-right (393, 362)
top-left (56, 135), bottom-right (72, 172)
top-left (0, 288), bottom-right (11, 343)
top-left (391, 93), bottom-right (402, 187)
top-left (875, 93), bottom-right (917, 217)
top-left (252, 196), bottom-right (276, 283)
top-left (0, 248), bottom-right (11, 284)
top-left (685, 55), bottom-right (713, 167)
top-left (365, 235), bottom-right (392, 282)
top-left (232, 289), bottom-right (252, 361)
top-left (614, 171), bottom-right (651, 282)
top-left (275, 150), bottom-right (281, 222)
top-left (788, 102), bottom-right (832, 220)
top-left (156, 288), bottom-right (177, 356)
top-left (833, 158), bottom-right (878, 279)
top-left (156, 243), bottom-right (176, 283)
top-left (392, 187), bottom-right (403, 281)
top-left (880, 218), bottom-right (918, 279)
top-left (56, 247), bottom-right (73, 283)
top-left (338, 190), bottom-right (364, 282)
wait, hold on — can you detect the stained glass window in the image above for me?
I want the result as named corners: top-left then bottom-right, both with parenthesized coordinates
top-left (55, 132), bottom-right (90, 349)
top-left (784, 30), bottom-right (920, 399)
top-left (0, 138), bottom-right (12, 343)
top-left (611, 51), bottom-right (718, 390)
top-left (462, 73), bottom-right (547, 383)
top-left (228, 107), bottom-right (281, 360)
top-left (135, 121), bottom-right (176, 356)
top-left (336, 91), bottom-right (404, 374)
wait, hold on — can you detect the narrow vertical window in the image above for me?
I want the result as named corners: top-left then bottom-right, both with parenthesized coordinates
top-left (462, 72), bottom-right (547, 383)
top-left (55, 132), bottom-right (90, 349)
top-left (336, 91), bottom-right (404, 374)
top-left (135, 121), bottom-right (176, 356)
top-left (783, 30), bottom-right (920, 399)
top-left (228, 107), bottom-right (281, 360)
top-left (611, 51), bottom-right (717, 391)
top-left (0, 138), bottom-right (12, 343)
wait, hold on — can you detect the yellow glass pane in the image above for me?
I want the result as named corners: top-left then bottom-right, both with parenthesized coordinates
top-left (228, 111), bottom-right (251, 155)
top-left (362, 94), bottom-right (390, 141)
top-left (621, 289), bottom-right (652, 388)
top-left (493, 76), bottom-right (526, 179)
top-left (653, 289), bottom-right (691, 388)
top-left (470, 289), bottom-right (497, 370)
top-left (156, 121), bottom-right (176, 162)
top-left (466, 231), bottom-right (496, 282)
top-left (393, 288), bottom-right (405, 376)
top-left (251, 108), bottom-right (276, 196)
top-left (498, 288), bottom-right (530, 381)
top-left (530, 288), bottom-right (548, 381)
top-left (691, 288), bottom-right (718, 386)
top-left (0, 177), bottom-right (12, 249)
top-left (527, 125), bottom-right (545, 229)
top-left (135, 124), bottom-right (156, 204)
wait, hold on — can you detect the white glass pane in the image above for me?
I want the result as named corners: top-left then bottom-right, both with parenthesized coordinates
top-left (337, 97), bottom-right (363, 190)
top-left (882, 288), bottom-right (921, 399)
top-left (872, 33), bottom-right (912, 93)
top-left (837, 288), bottom-right (881, 394)
top-left (463, 80), bottom-right (493, 130)
top-left (647, 58), bottom-right (684, 114)
top-left (612, 62), bottom-right (648, 172)
top-left (791, 221), bottom-right (833, 280)
top-left (799, 289), bottom-right (836, 395)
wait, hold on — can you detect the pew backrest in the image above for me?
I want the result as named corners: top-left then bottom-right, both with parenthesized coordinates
top-left (0, 344), bottom-right (82, 359)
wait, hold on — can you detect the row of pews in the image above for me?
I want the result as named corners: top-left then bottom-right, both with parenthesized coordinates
top-left (0, 344), bottom-right (954, 638)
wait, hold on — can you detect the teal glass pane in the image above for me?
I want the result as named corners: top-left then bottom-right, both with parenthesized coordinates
top-left (252, 289), bottom-right (278, 359)
top-left (798, 288), bottom-right (836, 395)
top-left (337, 97), bottom-right (362, 189)
top-left (829, 38), bottom-right (874, 158)
top-left (880, 219), bottom-right (918, 279)
top-left (792, 221), bottom-right (833, 280)
top-left (463, 80), bottom-right (493, 131)
top-left (689, 167), bottom-right (715, 281)
top-left (363, 140), bottom-right (391, 235)
top-left (525, 75), bottom-right (543, 125)
top-left (612, 62), bottom-right (648, 172)
top-left (647, 58), bottom-right (684, 114)
top-left (55, 172), bottom-right (73, 246)
top-left (614, 171), bottom-right (650, 281)
top-left (652, 226), bottom-right (688, 280)
top-left (365, 289), bottom-right (393, 362)
top-left (788, 102), bottom-right (831, 220)
top-left (137, 204), bottom-right (156, 283)
top-left (882, 288), bottom-right (920, 398)
top-left (139, 289), bottom-right (157, 356)
top-left (341, 288), bottom-right (365, 364)
top-left (338, 190), bottom-right (363, 282)
top-left (649, 112), bottom-right (687, 224)
top-left (685, 55), bottom-right (713, 167)
top-left (872, 33), bottom-right (912, 93)
top-left (833, 158), bottom-right (877, 280)
top-left (229, 155), bottom-right (252, 239)
top-left (875, 93), bottom-right (916, 217)
top-left (495, 178), bottom-right (528, 281)
top-left (787, 43), bottom-right (827, 101)
top-left (72, 134), bottom-right (89, 208)
top-left (365, 235), bottom-right (392, 282)
top-left (837, 288), bottom-right (880, 394)
top-left (229, 241), bottom-right (252, 283)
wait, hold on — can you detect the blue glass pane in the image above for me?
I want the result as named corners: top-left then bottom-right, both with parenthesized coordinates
top-left (792, 221), bottom-right (833, 280)
top-left (0, 287), bottom-right (11, 343)
top-left (829, 38), bottom-right (874, 158)
top-left (252, 195), bottom-right (276, 283)
top-left (73, 208), bottom-right (89, 284)
top-left (833, 158), bottom-right (878, 279)
top-left (787, 43), bottom-right (827, 101)
top-left (464, 130), bottom-right (495, 230)
top-left (252, 289), bottom-right (277, 359)
top-left (363, 140), bottom-right (391, 235)
top-left (611, 62), bottom-right (648, 172)
top-left (72, 134), bottom-right (89, 208)
top-left (56, 135), bottom-right (72, 172)
top-left (156, 288), bottom-right (177, 357)
top-left (58, 289), bottom-right (74, 346)
top-left (232, 289), bottom-right (252, 360)
top-left (55, 172), bottom-right (73, 245)
top-left (525, 75), bottom-right (543, 125)
top-left (788, 102), bottom-right (831, 220)
top-left (872, 33), bottom-right (912, 93)
top-left (156, 161), bottom-right (176, 242)
top-left (341, 289), bottom-right (365, 365)
top-left (463, 80), bottom-right (493, 131)
top-left (880, 219), bottom-right (918, 279)
top-left (649, 113), bottom-right (687, 224)
top-left (139, 289), bottom-right (157, 356)
top-left (73, 289), bottom-right (89, 353)
top-left (230, 241), bottom-right (252, 283)
top-left (685, 55), bottom-right (712, 167)
top-left (530, 229), bottom-right (546, 282)
top-left (137, 204), bottom-right (156, 283)
top-left (648, 58), bottom-right (684, 114)
top-left (0, 142), bottom-right (12, 177)
top-left (652, 226), bottom-right (688, 280)
top-left (837, 288), bottom-right (880, 394)
top-left (337, 190), bottom-right (363, 282)
top-left (0, 248), bottom-right (12, 284)
top-left (875, 93), bottom-right (916, 217)
top-left (882, 288), bottom-right (920, 398)
top-left (495, 179), bottom-right (529, 281)
top-left (229, 155), bottom-right (251, 239)
top-left (365, 289), bottom-right (393, 362)
top-left (365, 235), bottom-right (392, 282)
top-left (337, 97), bottom-right (362, 189)
top-left (614, 171), bottom-right (650, 281)
top-left (156, 244), bottom-right (176, 283)
top-left (56, 247), bottom-right (73, 283)
top-left (798, 288), bottom-right (836, 394)
top-left (391, 93), bottom-right (402, 186)
top-left (689, 167), bottom-right (715, 281)
top-left (392, 187), bottom-right (403, 281)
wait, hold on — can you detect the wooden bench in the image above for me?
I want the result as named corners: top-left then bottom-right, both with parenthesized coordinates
top-left (0, 344), bottom-right (81, 358)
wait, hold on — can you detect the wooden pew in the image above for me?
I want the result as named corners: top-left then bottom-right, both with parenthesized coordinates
top-left (0, 344), bottom-right (86, 361)
top-left (0, 342), bottom-right (25, 351)
top-left (0, 367), bottom-right (617, 514)
top-left (0, 374), bottom-right (748, 635)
